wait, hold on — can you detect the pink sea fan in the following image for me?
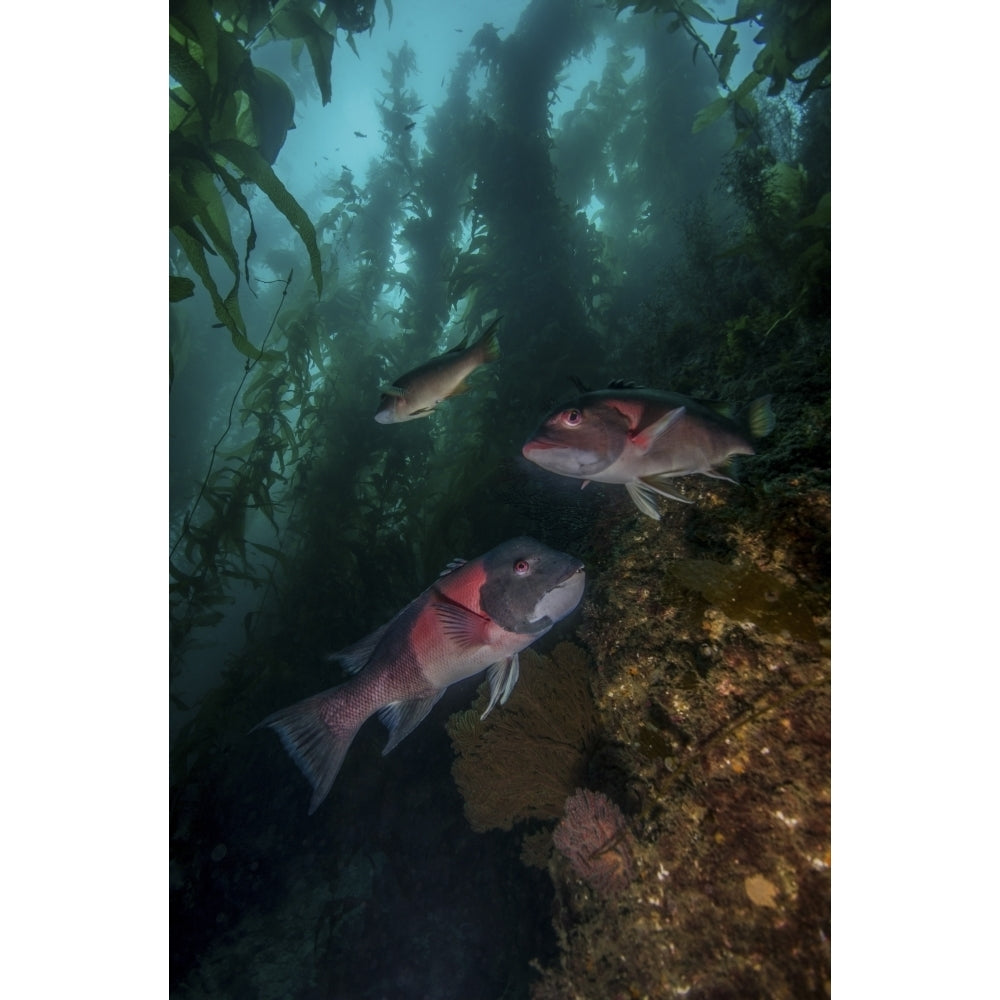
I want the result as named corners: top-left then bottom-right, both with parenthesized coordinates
top-left (552, 788), bottom-right (635, 896)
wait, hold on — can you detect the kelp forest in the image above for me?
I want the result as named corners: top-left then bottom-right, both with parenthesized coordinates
top-left (170, 0), bottom-right (831, 997)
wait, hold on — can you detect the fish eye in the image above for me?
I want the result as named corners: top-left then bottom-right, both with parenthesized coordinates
top-left (561, 408), bottom-right (582, 427)
top-left (513, 558), bottom-right (531, 576)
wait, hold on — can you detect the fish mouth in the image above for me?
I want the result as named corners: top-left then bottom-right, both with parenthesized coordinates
top-left (523, 434), bottom-right (570, 456)
top-left (553, 562), bottom-right (586, 589)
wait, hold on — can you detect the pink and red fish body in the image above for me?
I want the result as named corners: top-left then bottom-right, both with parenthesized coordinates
top-left (256, 536), bottom-right (585, 813)
top-left (522, 384), bottom-right (774, 520)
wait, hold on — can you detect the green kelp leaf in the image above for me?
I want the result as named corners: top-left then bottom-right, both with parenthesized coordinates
top-left (243, 67), bottom-right (296, 165)
top-left (170, 226), bottom-right (262, 362)
top-left (186, 163), bottom-right (241, 280)
top-left (216, 0), bottom-right (274, 41)
top-left (211, 138), bottom-right (323, 296)
top-left (169, 37), bottom-right (212, 117)
top-left (798, 192), bottom-right (830, 229)
top-left (715, 25), bottom-right (739, 84)
top-left (732, 68), bottom-right (766, 101)
top-left (692, 96), bottom-right (729, 133)
top-left (172, 224), bottom-right (236, 323)
top-left (678, 0), bottom-right (715, 24)
top-left (248, 540), bottom-right (290, 568)
top-left (800, 50), bottom-right (830, 104)
top-left (270, 7), bottom-right (334, 104)
top-left (210, 158), bottom-right (258, 284)
top-left (170, 0), bottom-right (220, 83)
top-left (220, 285), bottom-right (265, 361)
top-left (723, 0), bottom-right (759, 23)
top-left (170, 275), bottom-right (196, 302)
top-left (765, 161), bottom-right (806, 210)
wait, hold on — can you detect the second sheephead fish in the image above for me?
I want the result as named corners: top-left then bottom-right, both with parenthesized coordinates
top-left (522, 381), bottom-right (775, 520)
top-left (256, 536), bottom-right (585, 814)
top-left (374, 316), bottom-right (501, 423)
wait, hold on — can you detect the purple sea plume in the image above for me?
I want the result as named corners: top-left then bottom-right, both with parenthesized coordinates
top-left (553, 788), bottom-right (635, 896)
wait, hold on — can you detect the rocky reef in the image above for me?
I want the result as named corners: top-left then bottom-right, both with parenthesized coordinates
top-left (520, 472), bottom-right (831, 999)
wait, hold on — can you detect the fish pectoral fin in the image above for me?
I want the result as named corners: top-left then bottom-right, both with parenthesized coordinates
top-left (639, 474), bottom-right (695, 505)
top-left (630, 406), bottom-right (686, 453)
top-left (431, 589), bottom-right (493, 648)
top-left (625, 480), bottom-right (664, 521)
top-left (481, 654), bottom-right (520, 720)
top-left (378, 691), bottom-right (445, 755)
top-left (411, 404), bottom-right (437, 415)
top-left (379, 385), bottom-right (406, 398)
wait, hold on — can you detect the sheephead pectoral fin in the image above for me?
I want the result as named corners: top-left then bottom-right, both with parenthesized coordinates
top-left (431, 590), bottom-right (493, 648)
top-left (380, 384), bottom-right (406, 398)
top-left (640, 474), bottom-right (695, 505)
top-left (378, 691), bottom-right (445, 754)
top-left (625, 480), bottom-right (663, 521)
top-left (630, 406), bottom-right (685, 453)
top-left (481, 653), bottom-right (520, 720)
top-left (254, 689), bottom-right (356, 815)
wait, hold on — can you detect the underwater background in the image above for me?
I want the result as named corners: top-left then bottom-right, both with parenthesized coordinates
top-left (170, 1), bottom-right (831, 998)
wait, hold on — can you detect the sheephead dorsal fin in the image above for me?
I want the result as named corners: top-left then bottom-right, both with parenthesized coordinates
top-left (692, 397), bottom-right (735, 419)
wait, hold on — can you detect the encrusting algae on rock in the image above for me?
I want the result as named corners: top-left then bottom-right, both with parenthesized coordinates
top-left (529, 478), bottom-right (830, 1000)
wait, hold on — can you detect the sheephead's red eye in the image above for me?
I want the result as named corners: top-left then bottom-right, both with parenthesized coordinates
top-left (514, 559), bottom-right (530, 576)
top-left (562, 408), bottom-right (582, 427)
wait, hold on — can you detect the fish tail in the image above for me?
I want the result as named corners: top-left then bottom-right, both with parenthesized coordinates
top-left (254, 688), bottom-right (358, 814)
top-left (474, 316), bottom-right (502, 364)
top-left (745, 395), bottom-right (775, 439)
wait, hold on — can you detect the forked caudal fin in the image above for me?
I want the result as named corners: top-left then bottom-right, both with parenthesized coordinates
top-left (254, 688), bottom-right (359, 815)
